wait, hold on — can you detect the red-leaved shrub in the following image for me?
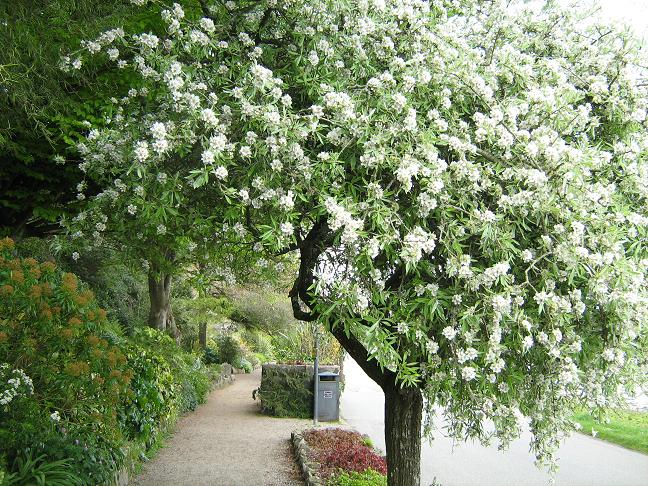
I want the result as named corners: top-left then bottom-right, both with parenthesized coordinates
top-left (302, 428), bottom-right (387, 479)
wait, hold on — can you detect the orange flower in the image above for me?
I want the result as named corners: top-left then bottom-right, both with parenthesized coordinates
top-left (10, 270), bottom-right (24, 284)
top-left (61, 273), bottom-right (78, 292)
top-left (97, 308), bottom-right (107, 321)
top-left (87, 334), bottom-right (101, 346)
top-left (65, 361), bottom-right (90, 377)
top-left (0, 284), bottom-right (14, 296)
top-left (61, 328), bottom-right (74, 339)
top-left (93, 375), bottom-right (105, 385)
top-left (0, 237), bottom-right (15, 251)
top-left (23, 257), bottom-right (38, 268)
top-left (39, 303), bottom-right (52, 320)
top-left (73, 289), bottom-right (94, 306)
top-left (109, 369), bottom-right (122, 380)
top-left (0, 331), bottom-right (8, 343)
top-left (91, 348), bottom-right (103, 359)
top-left (40, 261), bottom-right (56, 273)
top-left (41, 282), bottom-right (52, 296)
top-left (68, 316), bottom-right (82, 327)
top-left (8, 259), bottom-right (21, 270)
top-left (29, 284), bottom-right (42, 299)
top-left (86, 310), bottom-right (96, 321)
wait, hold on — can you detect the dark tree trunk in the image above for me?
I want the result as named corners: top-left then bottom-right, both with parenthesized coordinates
top-left (287, 218), bottom-right (424, 486)
top-left (147, 268), bottom-right (179, 342)
top-left (384, 385), bottom-right (423, 486)
top-left (199, 322), bottom-right (207, 348)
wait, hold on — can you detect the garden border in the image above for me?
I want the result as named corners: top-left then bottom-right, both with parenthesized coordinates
top-left (291, 430), bottom-right (322, 486)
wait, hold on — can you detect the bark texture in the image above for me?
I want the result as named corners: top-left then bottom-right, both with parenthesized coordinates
top-left (199, 321), bottom-right (207, 348)
top-left (147, 269), bottom-right (179, 341)
top-left (384, 385), bottom-right (423, 486)
top-left (283, 216), bottom-right (424, 486)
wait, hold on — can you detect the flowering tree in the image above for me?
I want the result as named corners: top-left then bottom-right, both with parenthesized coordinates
top-left (68, 0), bottom-right (648, 484)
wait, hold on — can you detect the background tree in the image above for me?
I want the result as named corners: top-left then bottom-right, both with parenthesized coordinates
top-left (0, 0), bottom-right (154, 235)
top-left (70, 1), bottom-right (648, 484)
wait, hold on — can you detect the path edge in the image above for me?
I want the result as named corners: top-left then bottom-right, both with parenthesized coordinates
top-left (291, 430), bottom-right (323, 486)
top-left (110, 364), bottom-right (235, 486)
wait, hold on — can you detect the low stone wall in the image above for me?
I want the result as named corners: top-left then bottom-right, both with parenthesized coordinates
top-left (213, 363), bottom-right (235, 388)
top-left (291, 430), bottom-right (322, 486)
top-left (258, 363), bottom-right (339, 418)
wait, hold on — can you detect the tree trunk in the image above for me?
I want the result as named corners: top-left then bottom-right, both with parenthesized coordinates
top-left (384, 385), bottom-right (423, 486)
top-left (199, 322), bottom-right (207, 348)
top-left (147, 269), bottom-right (180, 342)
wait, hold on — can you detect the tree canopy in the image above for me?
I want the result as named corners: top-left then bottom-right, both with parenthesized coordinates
top-left (66, 0), bottom-right (648, 484)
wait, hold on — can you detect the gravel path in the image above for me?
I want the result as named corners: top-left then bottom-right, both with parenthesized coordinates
top-left (133, 369), bottom-right (308, 486)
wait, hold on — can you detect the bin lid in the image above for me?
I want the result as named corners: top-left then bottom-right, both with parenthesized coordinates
top-left (318, 371), bottom-right (339, 377)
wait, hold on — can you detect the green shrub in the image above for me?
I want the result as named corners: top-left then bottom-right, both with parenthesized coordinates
top-left (0, 237), bottom-right (132, 483)
top-left (0, 238), bottom-right (220, 483)
top-left (174, 296), bottom-right (234, 351)
top-left (236, 358), bottom-right (253, 373)
top-left (240, 327), bottom-right (274, 358)
top-left (15, 237), bottom-right (149, 332)
top-left (271, 322), bottom-right (343, 366)
top-left (203, 346), bottom-right (219, 364)
top-left (332, 469), bottom-right (387, 486)
top-left (213, 334), bottom-right (243, 366)
top-left (2, 452), bottom-right (83, 486)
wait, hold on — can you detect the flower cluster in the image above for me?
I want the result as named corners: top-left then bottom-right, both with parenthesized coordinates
top-left (0, 364), bottom-right (34, 406)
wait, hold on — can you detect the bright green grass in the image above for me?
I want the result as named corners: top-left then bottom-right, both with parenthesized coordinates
top-left (572, 409), bottom-right (648, 455)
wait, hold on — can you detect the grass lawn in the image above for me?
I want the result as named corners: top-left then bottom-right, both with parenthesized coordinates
top-left (572, 409), bottom-right (648, 455)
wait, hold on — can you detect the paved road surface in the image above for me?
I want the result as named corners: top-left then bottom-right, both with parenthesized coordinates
top-left (340, 356), bottom-right (648, 486)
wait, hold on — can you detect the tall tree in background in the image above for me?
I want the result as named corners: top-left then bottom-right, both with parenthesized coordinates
top-left (69, 1), bottom-right (648, 484)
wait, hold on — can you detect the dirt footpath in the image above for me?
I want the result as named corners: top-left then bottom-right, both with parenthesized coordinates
top-left (133, 369), bottom-right (308, 486)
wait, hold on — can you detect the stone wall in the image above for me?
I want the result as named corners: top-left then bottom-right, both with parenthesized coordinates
top-left (258, 363), bottom-right (339, 419)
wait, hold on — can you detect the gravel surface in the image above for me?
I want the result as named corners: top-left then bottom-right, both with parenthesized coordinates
top-left (133, 369), bottom-right (308, 486)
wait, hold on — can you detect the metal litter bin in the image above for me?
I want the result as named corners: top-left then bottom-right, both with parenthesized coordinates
top-left (317, 371), bottom-right (340, 421)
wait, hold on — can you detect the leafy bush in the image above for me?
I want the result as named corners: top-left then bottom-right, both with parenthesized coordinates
top-left (236, 358), bottom-right (253, 373)
top-left (0, 238), bottom-right (221, 482)
top-left (203, 346), bottom-right (219, 364)
top-left (2, 452), bottom-right (83, 486)
top-left (240, 327), bottom-right (274, 359)
top-left (302, 428), bottom-right (387, 480)
top-left (212, 334), bottom-right (243, 366)
top-left (174, 296), bottom-right (234, 351)
top-left (271, 322), bottom-right (343, 366)
top-left (15, 237), bottom-right (149, 332)
top-left (332, 469), bottom-right (387, 486)
top-left (0, 237), bottom-right (132, 483)
top-left (228, 288), bottom-right (294, 334)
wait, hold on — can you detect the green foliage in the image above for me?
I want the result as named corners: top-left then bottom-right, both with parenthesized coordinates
top-left (0, 238), bottom-right (221, 482)
top-left (210, 334), bottom-right (243, 366)
top-left (203, 346), bottom-right (219, 365)
top-left (271, 322), bottom-right (343, 366)
top-left (228, 288), bottom-right (297, 335)
top-left (236, 358), bottom-right (253, 373)
top-left (1, 452), bottom-right (83, 486)
top-left (572, 409), bottom-right (648, 455)
top-left (331, 469), bottom-right (387, 486)
top-left (174, 295), bottom-right (234, 351)
top-left (0, 238), bottom-right (132, 483)
top-left (240, 328), bottom-right (274, 359)
top-left (15, 237), bottom-right (149, 332)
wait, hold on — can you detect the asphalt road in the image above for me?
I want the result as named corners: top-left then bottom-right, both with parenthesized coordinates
top-left (340, 356), bottom-right (648, 486)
